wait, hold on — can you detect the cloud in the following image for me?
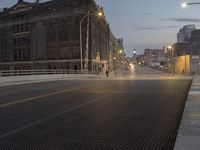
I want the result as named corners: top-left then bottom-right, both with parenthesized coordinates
top-left (164, 18), bottom-right (200, 22)
top-left (133, 27), bottom-right (158, 30)
top-left (131, 24), bottom-right (157, 30)
top-left (162, 25), bottom-right (179, 29)
top-left (142, 12), bottom-right (153, 17)
top-left (131, 24), bottom-right (179, 31)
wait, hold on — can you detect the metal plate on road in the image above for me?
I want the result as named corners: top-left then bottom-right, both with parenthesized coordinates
top-left (0, 80), bottom-right (192, 150)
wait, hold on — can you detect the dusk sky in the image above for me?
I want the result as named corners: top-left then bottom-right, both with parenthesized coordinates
top-left (1, 0), bottom-right (200, 56)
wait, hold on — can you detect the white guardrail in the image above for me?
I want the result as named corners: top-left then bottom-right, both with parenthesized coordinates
top-left (0, 69), bottom-right (100, 77)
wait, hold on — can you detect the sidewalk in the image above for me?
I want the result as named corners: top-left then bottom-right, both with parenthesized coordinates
top-left (174, 76), bottom-right (200, 150)
top-left (0, 74), bottom-right (115, 87)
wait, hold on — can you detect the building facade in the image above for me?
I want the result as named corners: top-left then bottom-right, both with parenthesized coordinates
top-left (144, 49), bottom-right (165, 66)
top-left (0, 0), bottom-right (123, 72)
top-left (189, 29), bottom-right (200, 56)
top-left (177, 25), bottom-right (196, 43)
top-left (171, 43), bottom-right (190, 56)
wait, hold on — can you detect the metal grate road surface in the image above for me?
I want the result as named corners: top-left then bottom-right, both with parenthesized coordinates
top-left (0, 80), bottom-right (192, 150)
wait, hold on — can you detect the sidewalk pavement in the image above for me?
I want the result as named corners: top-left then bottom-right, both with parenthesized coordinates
top-left (0, 74), bottom-right (115, 87)
top-left (174, 76), bottom-right (200, 150)
top-left (0, 68), bottom-right (194, 87)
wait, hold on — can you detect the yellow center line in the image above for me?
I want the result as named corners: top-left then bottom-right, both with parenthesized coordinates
top-left (0, 86), bottom-right (85, 108)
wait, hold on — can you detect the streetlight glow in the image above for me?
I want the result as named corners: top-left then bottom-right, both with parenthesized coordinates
top-left (98, 12), bottom-right (103, 17)
top-left (119, 50), bottom-right (123, 54)
top-left (168, 45), bottom-right (172, 50)
top-left (181, 2), bottom-right (200, 8)
top-left (182, 2), bottom-right (188, 8)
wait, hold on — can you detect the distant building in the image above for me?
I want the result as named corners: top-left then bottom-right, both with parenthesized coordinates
top-left (108, 32), bottom-right (124, 72)
top-left (177, 25), bottom-right (196, 43)
top-left (189, 29), bottom-right (200, 55)
top-left (0, 0), bottom-right (123, 72)
top-left (172, 43), bottom-right (190, 56)
top-left (171, 25), bottom-right (200, 75)
top-left (144, 49), bottom-right (165, 66)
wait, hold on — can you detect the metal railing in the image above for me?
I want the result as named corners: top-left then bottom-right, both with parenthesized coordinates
top-left (0, 69), bottom-right (100, 77)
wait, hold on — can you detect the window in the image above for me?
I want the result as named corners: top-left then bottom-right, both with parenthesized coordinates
top-left (48, 32), bottom-right (56, 42)
top-left (20, 24), bottom-right (23, 32)
top-left (59, 47), bottom-right (69, 59)
top-left (62, 18), bottom-right (66, 26)
top-left (14, 51), bottom-right (18, 61)
top-left (18, 38), bottom-right (21, 46)
top-left (13, 38), bottom-right (17, 46)
top-left (12, 25), bottom-right (16, 33)
top-left (16, 25), bottom-right (19, 33)
top-left (18, 50), bottom-right (21, 60)
top-left (27, 37), bottom-right (30, 44)
top-left (22, 37), bottom-right (26, 44)
top-left (72, 47), bottom-right (80, 59)
top-left (25, 23), bottom-right (29, 31)
top-left (49, 20), bottom-right (53, 28)
top-left (22, 24), bottom-right (25, 32)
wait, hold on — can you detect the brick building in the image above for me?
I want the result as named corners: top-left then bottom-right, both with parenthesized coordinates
top-left (0, 0), bottom-right (123, 72)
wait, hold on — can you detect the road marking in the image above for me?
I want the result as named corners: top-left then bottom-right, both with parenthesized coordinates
top-left (0, 93), bottom-right (115, 139)
top-left (0, 82), bottom-right (116, 109)
top-left (0, 86), bottom-right (85, 108)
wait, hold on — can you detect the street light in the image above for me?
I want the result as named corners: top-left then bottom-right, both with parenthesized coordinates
top-left (168, 45), bottom-right (172, 50)
top-left (113, 57), bottom-right (117, 77)
top-left (182, 2), bottom-right (188, 8)
top-left (98, 12), bottom-right (103, 17)
top-left (118, 49), bottom-right (124, 73)
top-left (80, 11), bottom-right (103, 71)
top-left (167, 45), bottom-right (175, 75)
top-left (133, 49), bottom-right (136, 64)
top-left (181, 2), bottom-right (200, 8)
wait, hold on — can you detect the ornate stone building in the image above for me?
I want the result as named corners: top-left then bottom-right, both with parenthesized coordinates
top-left (0, 0), bottom-right (122, 72)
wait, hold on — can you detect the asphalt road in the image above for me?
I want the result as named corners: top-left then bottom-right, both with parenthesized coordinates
top-left (0, 76), bottom-right (192, 150)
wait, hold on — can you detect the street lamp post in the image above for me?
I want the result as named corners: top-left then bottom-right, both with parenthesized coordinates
top-left (80, 11), bottom-right (102, 71)
top-left (133, 50), bottom-right (136, 64)
top-left (113, 57), bottom-right (117, 77)
top-left (118, 49), bottom-right (123, 73)
top-left (168, 45), bottom-right (175, 76)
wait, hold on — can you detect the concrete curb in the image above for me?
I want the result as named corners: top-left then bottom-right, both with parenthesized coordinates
top-left (174, 83), bottom-right (200, 150)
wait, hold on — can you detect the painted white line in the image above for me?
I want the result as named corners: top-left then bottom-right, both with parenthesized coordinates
top-left (0, 93), bottom-right (116, 139)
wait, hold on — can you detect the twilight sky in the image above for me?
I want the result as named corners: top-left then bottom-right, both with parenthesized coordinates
top-left (1, 0), bottom-right (200, 56)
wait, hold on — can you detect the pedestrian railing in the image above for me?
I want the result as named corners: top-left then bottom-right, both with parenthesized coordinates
top-left (0, 69), bottom-right (100, 77)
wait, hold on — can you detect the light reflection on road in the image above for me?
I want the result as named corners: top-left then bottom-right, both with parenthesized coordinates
top-left (118, 66), bottom-right (191, 80)
top-left (129, 63), bottom-right (135, 72)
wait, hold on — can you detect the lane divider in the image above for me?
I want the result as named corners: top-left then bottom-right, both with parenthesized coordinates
top-left (0, 82), bottom-right (116, 109)
top-left (0, 86), bottom-right (86, 109)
